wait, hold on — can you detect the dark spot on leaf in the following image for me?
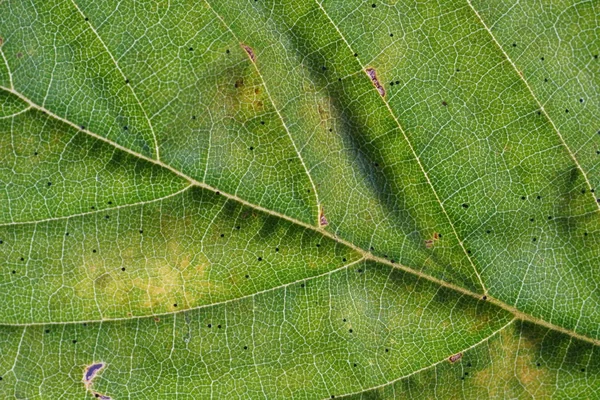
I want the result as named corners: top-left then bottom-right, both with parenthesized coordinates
top-left (73, 340), bottom-right (77, 344)
top-left (448, 353), bottom-right (463, 363)
top-left (241, 43), bottom-right (256, 62)
top-left (84, 363), bottom-right (105, 383)
top-left (366, 67), bottom-right (385, 97)
top-left (462, 203), bottom-right (469, 208)
top-left (442, 101), bottom-right (447, 106)
top-left (121, 267), bottom-right (125, 271)
top-left (482, 296), bottom-right (487, 300)
top-left (207, 324), bottom-right (212, 328)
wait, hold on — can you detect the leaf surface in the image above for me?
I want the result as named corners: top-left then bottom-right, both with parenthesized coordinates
top-left (0, 0), bottom-right (598, 398)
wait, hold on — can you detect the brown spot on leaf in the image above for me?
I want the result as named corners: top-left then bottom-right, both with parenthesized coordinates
top-left (241, 44), bottom-right (256, 62)
top-left (449, 352), bottom-right (463, 363)
top-left (16, 52), bottom-right (23, 59)
top-left (366, 67), bottom-right (385, 97)
top-left (234, 78), bottom-right (244, 89)
top-left (425, 232), bottom-right (440, 248)
top-left (319, 205), bottom-right (328, 226)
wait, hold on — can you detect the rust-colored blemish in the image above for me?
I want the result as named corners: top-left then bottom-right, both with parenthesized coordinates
top-left (448, 352), bottom-right (463, 363)
top-left (366, 67), bottom-right (385, 97)
top-left (425, 232), bottom-right (440, 249)
top-left (241, 43), bottom-right (255, 62)
top-left (319, 205), bottom-right (328, 226)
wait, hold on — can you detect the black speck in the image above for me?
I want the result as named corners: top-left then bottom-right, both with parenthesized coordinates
top-left (442, 101), bottom-right (448, 106)
top-left (226, 49), bottom-right (230, 54)
top-left (532, 237), bottom-right (537, 242)
top-left (358, 269), bottom-right (363, 273)
top-left (521, 196), bottom-right (526, 200)
top-left (300, 283), bottom-right (305, 288)
top-left (139, 230), bottom-right (143, 234)
top-left (220, 234), bottom-right (225, 238)
top-left (548, 216), bottom-right (553, 220)
top-left (343, 319), bottom-right (347, 322)
top-left (275, 247), bottom-right (279, 252)
top-left (544, 78), bottom-right (548, 82)
top-left (540, 57), bottom-right (544, 61)
top-left (389, 33), bottom-right (393, 37)
top-left (105, 215), bottom-right (109, 219)
top-left (566, 109), bottom-right (569, 113)
top-left (385, 348), bottom-right (389, 353)
top-left (45, 329), bottom-right (50, 333)
top-left (11, 270), bottom-right (15, 274)
top-left (316, 243), bottom-right (320, 247)
top-left (80, 125), bottom-right (85, 130)
top-left (260, 121), bottom-right (265, 125)
top-left (208, 324), bottom-right (212, 328)
top-left (108, 201), bottom-right (112, 205)
top-left (512, 43), bottom-right (517, 47)
top-left (581, 368), bottom-right (586, 372)
top-left (217, 324), bottom-right (222, 328)
top-left (482, 296), bottom-right (487, 300)
top-left (580, 98), bottom-right (584, 103)
top-left (121, 267), bottom-right (125, 271)
top-left (65, 232), bottom-right (69, 236)
top-left (20, 257), bottom-right (24, 261)
top-left (189, 47), bottom-right (193, 51)
top-left (47, 182), bottom-right (52, 186)
top-left (123, 126), bottom-right (128, 130)
top-left (258, 257), bottom-right (262, 261)
top-left (395, 80), bottom-right (399, 84)
top-left (249, 146), bottom-right (254, 151)
top-left (173, 303), bottom-right (177, 307)
top-left (343, 258), bottom-right (347, 262)
top-left (390, 82), bottom-right (394, 86)
top-left (467, 250), bottom-right (472, 254)
top-left (537, 362), bottom-right (541, 367)
top-left (322, 66), bottom-right (326, 71)
top-left (216, 191), bottom-right (220, 195)
top-left (72, 340), bottom-right (77, 344)
top-left (530, 218), bottom-right (535, 222)
top-left (353, 363), bottom-right (357, 367)
top-left (537, 196), bottom-right (541, 200)
top-left (192, 116), bottom-right (196, 120)
top-left (354, 53), bottom-right (358, 57)
top-left (85, 17), bottom-right (89, 21)
top-left (92, 249), bottom-right (97, 253)
top-left (244, 346), bottom-right (248, 350)
top-left (462, 203), bottom-right (469, 208)
top-left (349, 329), bottom-right (353, 333)
top-left (125, 79), bottom-right (130, 84)
top-left (371, 3), bottom-right (376, 7)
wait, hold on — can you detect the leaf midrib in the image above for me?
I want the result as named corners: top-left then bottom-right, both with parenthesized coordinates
top-left (0, 84), bottom-right (598, 347)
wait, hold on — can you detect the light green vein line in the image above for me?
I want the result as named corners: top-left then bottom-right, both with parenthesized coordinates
top-left (314, 0), bottom-right (488, 294)
top-left (1, 84), bottom-right (598, 347)
top-left (69, 0), bottom-right (161, 161)
top-left (204, 0), bottom-right (322, 225)
top-left (466, 0), bottom-right (600, 213)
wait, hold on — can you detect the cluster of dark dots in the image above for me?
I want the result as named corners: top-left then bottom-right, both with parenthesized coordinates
top-left (462, 203), bottom-right (469, 208)
top-left (389, 80), bottom-right (399, 86)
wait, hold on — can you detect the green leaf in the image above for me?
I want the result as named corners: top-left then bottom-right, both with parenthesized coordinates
top-left (0, 0), bottom-right (598, 398)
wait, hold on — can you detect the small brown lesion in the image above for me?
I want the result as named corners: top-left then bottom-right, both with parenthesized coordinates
top-left (365, 67), bottom-right (385, 97)
top-left (425, 232), bottom-right (440, 249)
top-left (448, 352), bottom-right (463, 363)
top-left (241, 43), bottom-right (256, 63)
top-left (319, 205), bottom-right (328, 227)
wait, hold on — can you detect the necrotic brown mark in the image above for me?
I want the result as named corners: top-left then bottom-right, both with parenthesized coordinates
top-left (366, 67), bottom-right (385, 97)
top-left (84, 362), bottom-right (105, 385)
top-left (448, 353), bottom-right (463, 363)
top-left (241, 44), bottom-right (256, 62)
top-left (319, 205), bottom-right (328, 226)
